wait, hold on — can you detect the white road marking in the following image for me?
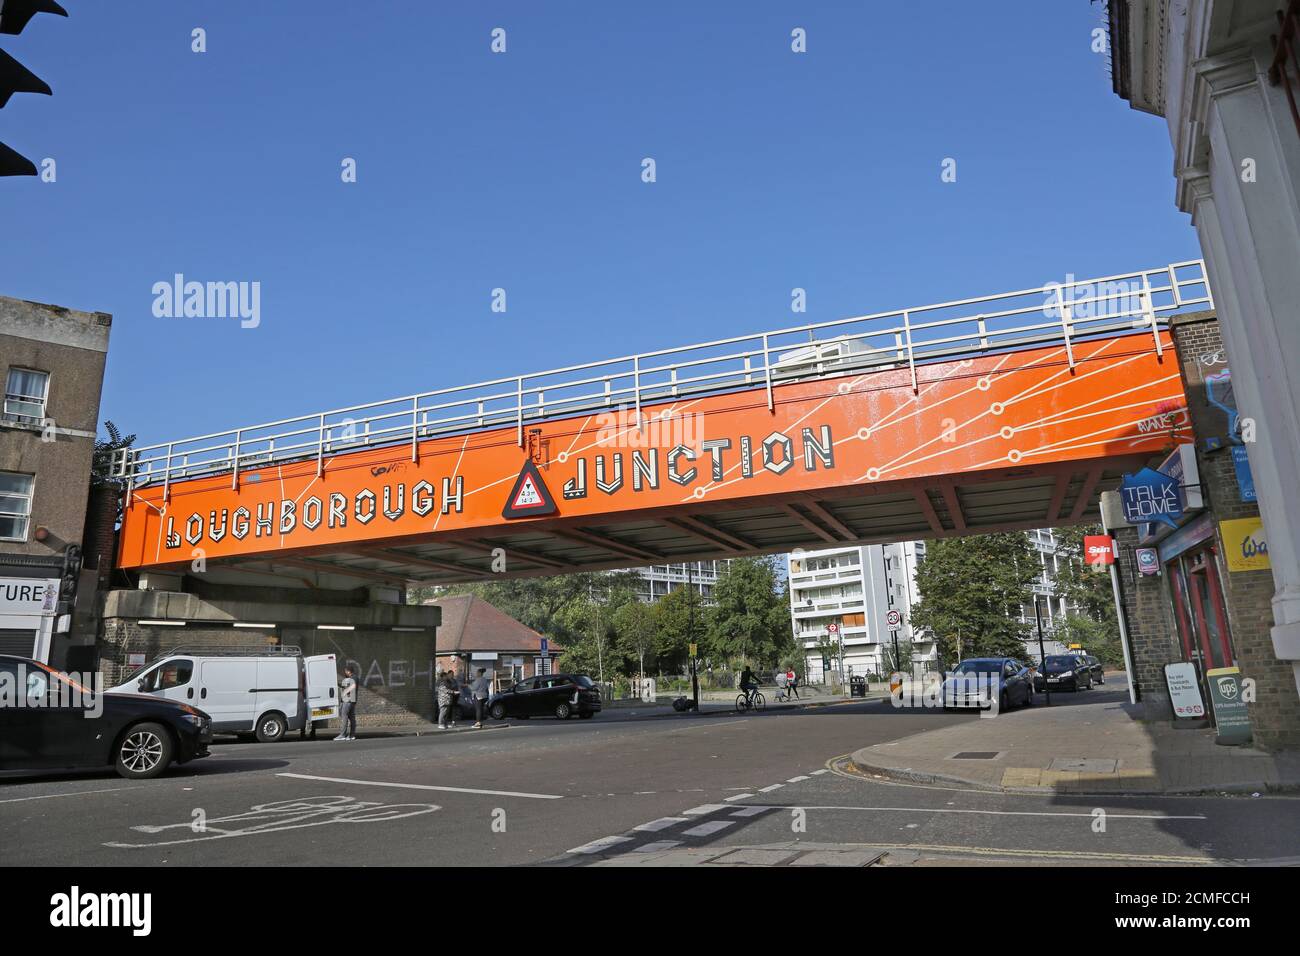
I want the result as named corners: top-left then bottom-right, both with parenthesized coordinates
top-left (682, 820), bottom-right (736, 837)
top-left (731, 806), bottom-right (769, 817)
top-left (739, 804), bottom-right (1208, 821)
top-left (277, 772), bottom-right (562, 800)
top-left (810, 769), bottom-right (828, 775)
top-left (758, 784), bottom-right (784, 793)
top-left (635, 817), bottom-right (689, 832)
top-left (0, 787), bottom-right (125, 804)
top-left (568, 836), bottom-right (633, 854)
top-left (632, 840), bottom-right (682, 853)
top-left (683, 804), bottom-right (728, 815)
top-left (723, 793), bottom-right (754, 801)
top-left (786, 775), bottom-right (810, 783)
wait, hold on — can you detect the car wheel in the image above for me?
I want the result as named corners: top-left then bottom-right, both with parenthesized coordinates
top-left (999, 690), bottom-right (1009, 713)
top-left (489, 702), bottom-right (507, 720)
top-left (255, 712), bottom-right (287, 743)
top-left (555, 702), bottom-right (572, 720)
top-left (115, 722), bottom-right (174, 779)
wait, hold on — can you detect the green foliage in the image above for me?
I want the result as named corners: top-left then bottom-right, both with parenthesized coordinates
top-left (1050, 525), bottom-right (1119, 625)
top-left (92, 420), bottom-right (136, 487)
top-left (910, 532), bottom-right (1037, 665)
top-left (703, 556), bottom-right (794, 668)
top-left (1053, 613), bottom-right (1124, 667)
top-left (651, 584), bottom-right (700, 672)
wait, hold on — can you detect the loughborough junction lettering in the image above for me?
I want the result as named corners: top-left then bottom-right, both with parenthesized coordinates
top-left (159, 423), bottom-right (836, 553)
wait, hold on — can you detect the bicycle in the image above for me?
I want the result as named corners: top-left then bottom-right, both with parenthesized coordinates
top-left (735, 687), bottom-right (766, 712)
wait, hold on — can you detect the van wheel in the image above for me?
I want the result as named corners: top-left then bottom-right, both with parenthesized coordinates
top-left (490, 702), bottom-right (507, 720)
top-left (115, 722), bottom-right (174, 779)
top-left (255, 712), bottom-right (287, 743)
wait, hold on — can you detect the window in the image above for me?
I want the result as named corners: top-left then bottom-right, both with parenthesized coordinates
top-left (139, 659), bottom-right (194, 691)
top-left (3, 368), bottom-right (49, 424)
top-left (0, 473), bottom-right (34, 541)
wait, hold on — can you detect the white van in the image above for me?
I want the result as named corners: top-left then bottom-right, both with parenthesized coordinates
top-left (110, 647), bottom-right (339, 742)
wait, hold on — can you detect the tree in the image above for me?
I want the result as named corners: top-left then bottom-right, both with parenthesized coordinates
top-left (703, 556), bottom-right (794, 668)
top-left (1051, 524), bottom-right (1120, 623)
top-left (910, 533), bottom-right (1037, 666)
top-left (612, 599), bottom-right (657, 680)
top-left (652, 584), bottom-right (700, 674)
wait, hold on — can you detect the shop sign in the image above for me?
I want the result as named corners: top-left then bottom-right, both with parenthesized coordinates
top-left (1220, 517), bottom-right (1269, 572)
top-left (1205, 667), bottom-right (1252, 746)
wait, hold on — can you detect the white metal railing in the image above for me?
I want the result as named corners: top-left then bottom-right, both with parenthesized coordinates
top-left (113, 260), bottom-right (1212, 496)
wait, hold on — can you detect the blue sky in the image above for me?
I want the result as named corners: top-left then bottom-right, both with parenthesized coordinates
top-left (2, 0), bottom-right (1198, 447)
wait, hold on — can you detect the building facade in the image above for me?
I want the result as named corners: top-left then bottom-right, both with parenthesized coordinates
top-left (789, 531), bottom-right (1078, 680)
top-left (630, 560), bottom-right (728, 604)
top-left (1108, 0), bottom-right (1300, 724)
top-left (1109, 311), bottom-right (1295, 748)
top-left (788, 541), bottom-right (937, 681)
top-left (0, 296), bottom-right (111, 666)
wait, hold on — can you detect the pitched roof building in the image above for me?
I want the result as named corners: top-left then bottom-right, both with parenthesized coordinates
top-left (423, 593), bottom-right (558, 684)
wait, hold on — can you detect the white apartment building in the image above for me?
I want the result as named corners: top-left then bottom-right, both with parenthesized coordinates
top-left (789, 531), bottom-right (1078, 679)
top-left (631, 560), bottom-right (728, 604)
top-left (788, 541), bottom-right (936, 682)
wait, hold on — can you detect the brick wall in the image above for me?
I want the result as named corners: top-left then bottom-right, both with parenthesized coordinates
top-left (1118, 314), bottom-right (1299, 749)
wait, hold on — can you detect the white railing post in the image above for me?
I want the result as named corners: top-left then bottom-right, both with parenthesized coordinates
top-left (1141, 273), bottom-right (1163, 359)
top-left (633, 355), bottom-right (643, 429)
top-left (1053, 289), bottom-right (1076, 369)
top-left (411, 396), bottom-right (419, 462)
top-left (902, 311), bottom-right (918, 393)
top-left (516, 376), bottom-right (525, 447)
top-left (977, 314), bottom-right (988, 349)
top-left (317, 414), bottom-right (325, 477)
top-left (231, 430), bottom-right (242, 490)
top-left (162, 443), bottom-right (174, 503)
top-left (761, 333), bottom-right (774, 410)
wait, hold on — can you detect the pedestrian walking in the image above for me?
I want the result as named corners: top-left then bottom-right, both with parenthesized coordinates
top-left (335, 666), bottom-right (357, 741)
top-left (436, 671), bottom-right (456, 729)
top-left (787, 668), bottom-right (800, 699)
top-left (470, 667), bottom-right (491, 728)
top-left (774, 668), bottom-right (789, 701)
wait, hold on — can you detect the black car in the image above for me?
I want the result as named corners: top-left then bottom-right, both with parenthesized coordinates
top-left (1080, 654), bottom-right (1106, 685)
top-left (1034, 654), bottom-right (1094, 692)
top-left (488, 673), bottom-right (602, 720)
top-left (0, 655), bottom-right (212, 780)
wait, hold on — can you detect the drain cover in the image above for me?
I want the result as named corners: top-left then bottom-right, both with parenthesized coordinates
top-left (951, 751), bottom-right (1000, 760)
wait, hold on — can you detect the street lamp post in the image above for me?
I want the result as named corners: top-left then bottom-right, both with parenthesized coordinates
top-left (1035, 594), bottom-right (1051, 707)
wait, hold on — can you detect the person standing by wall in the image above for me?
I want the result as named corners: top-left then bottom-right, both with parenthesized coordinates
top-left (471, 667), bottom-right (491, 728)
top-left (436, 671), bottom-right (455, 730)
top-left (787, 667), bottom-right (800, 700)
top-left (335, 666), bottom-right (358, 741)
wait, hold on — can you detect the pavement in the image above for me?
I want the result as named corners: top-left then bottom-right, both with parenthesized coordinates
top-left (5, 684), bottom-right (1298, 868)
top-left (850, 674), bottom-right (1300, 796)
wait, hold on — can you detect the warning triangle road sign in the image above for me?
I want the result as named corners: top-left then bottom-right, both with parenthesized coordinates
top-left (502, 460), bottom-right (558, 519)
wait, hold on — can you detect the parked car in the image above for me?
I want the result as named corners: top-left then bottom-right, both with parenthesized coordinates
top-left (941, 657), bottom-right (1034, 711)
top-left (487, 673), bottom-right (602, 720)
top-left (0, 655), bottom-right (212, 780)
top-left (107, 648), bottom-right (338, 742)
top-left (1034, 654), bottom-right (1094, 692)
top-left (1079, 654), bottom-right (1106, 685)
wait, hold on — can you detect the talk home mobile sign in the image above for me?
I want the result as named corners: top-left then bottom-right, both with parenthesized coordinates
top-left (117, 332), bottom-right (1190, 569)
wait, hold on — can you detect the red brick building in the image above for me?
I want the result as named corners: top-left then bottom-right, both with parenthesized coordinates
top-left (427, 594), bottom-right (558, 690)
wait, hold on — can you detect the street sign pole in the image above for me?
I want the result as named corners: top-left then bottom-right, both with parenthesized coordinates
top-left (1035, 595), bottom-right (1051, 707)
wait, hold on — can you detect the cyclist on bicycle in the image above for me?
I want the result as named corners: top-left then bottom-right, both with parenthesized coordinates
top-left (740, 665), bottom-right (761, 705)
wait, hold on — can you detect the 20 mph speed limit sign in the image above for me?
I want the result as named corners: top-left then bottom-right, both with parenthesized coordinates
top-left (885, 610), bottom-right (902, 630)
